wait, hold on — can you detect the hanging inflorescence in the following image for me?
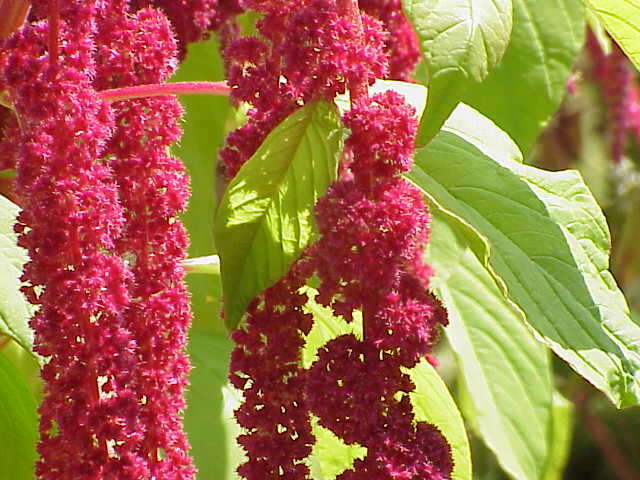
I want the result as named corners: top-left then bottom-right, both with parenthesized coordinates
top-left (0, 0), bottom-right (219, 477)
top-left (585, 30), bottom-right (640, 163)
top-left (222, 1), bottom-right (453, 478)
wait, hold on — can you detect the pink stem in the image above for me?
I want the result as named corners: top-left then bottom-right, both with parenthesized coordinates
top-left (337, 0), bottom-right (367, 102)
top-left (48, 0), bottom-right (59, 68)
top-left (98, 81), bottom-right (230, 102)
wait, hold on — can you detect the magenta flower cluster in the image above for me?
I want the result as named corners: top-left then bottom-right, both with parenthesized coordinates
top-left (0, 0), bottom-right (215, 477)
top-left (306, 91), bottom-right (451, 479)
top-left (219, 0), bottom-right (388, 178)
top-left (586, 30), bottom-right (640, 162)
top-left (222, 1), bottom-right (452, 479)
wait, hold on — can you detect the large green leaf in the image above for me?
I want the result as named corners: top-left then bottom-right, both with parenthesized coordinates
top-left (427, 210), bottom-right (555, 480)
top-left (171, 38), bottom-right (229, 335)
top-left (586, 0), bottom-right (640, 72)
top-left (541, 393), bottom-right (574, 480)
top-left (0, 194), bottom-right (34, 356)
top-left (183, 330), bottom-right (234, 480)
top-left (0, 351), bottom-right (38, 480)
top-left (463, 0), bottom-right (585, 153)
top-left (407, 361), bottom-right (472, 480)
top-left (403, 0), bottom-right (512, 144)
top-left (407, 104), bottom-right (640, 407)
top-left (214, 101), bottom-right (342, 330)
top-left (303, 290), bottom-right (471, 480)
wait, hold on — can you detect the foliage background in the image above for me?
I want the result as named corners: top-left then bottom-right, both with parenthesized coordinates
top-left (2, 1), bottom-right (640, 479)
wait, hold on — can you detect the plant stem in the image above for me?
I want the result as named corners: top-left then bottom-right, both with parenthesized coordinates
top-left (98, 81), bottom-right (230, 102)
top-left (336, 0), bottom-right (367, 102)
top-left (573, 390), bottom-right (639, 480)
top-left (48, 0), bottom-right (59, 68)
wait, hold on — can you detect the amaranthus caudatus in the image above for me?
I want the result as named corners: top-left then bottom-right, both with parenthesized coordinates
top-left (0, 0), bottom-right (226, 477)
top-left (222, 1), bottom-right (452, 479)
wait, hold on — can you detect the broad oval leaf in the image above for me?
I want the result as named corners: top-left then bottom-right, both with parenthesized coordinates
top-left (408, 104), bottom-right (640, 407)
top-left (427, 210), bottom-right (555, 480)
top-left (0, 352), bottom-right (38, 479)
top-left (407, 360), bottom-right (472, 480)
top-left (303, 289), bottom-right (471, 480)
top-left (404, 0), bottom-right (513, 144)
top-left (541, 393), bottom-right (574, 480)
top-left (463, 0), bottom-right (585, 153)
top-left (214, 101), bottom-right (342, 330)
top-left (0, 194), bottom-right (34, 356)
top-left (586, 0), bottom-right (640, 72)
top-left (335, 79), bottom-right (427, 119)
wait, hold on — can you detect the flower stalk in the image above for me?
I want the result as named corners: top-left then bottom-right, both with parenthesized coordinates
top-left (98, 81), bottom-right (230, 102)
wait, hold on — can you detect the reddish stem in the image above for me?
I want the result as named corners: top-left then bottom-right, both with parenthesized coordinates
top-left (337, 0), bottom-right (367, 102)
top-left (48, 0), bottom-right (59, 68)
top-left (574, 390), bottom-right (639, 480)
top-left (98, 81), bottom-right (230, 102)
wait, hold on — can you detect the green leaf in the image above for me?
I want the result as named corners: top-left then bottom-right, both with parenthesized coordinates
top-left (407, 361), bottom-right (472, 480)
top-left (183, 254), bottom-right (220, 275)
top-left (0, 351), bottom-right (38, 479)
top-left (463, 0), bottom-right (585, 153)
top-left (184, 330), bottom-right (234, 480)
top-left (586, 0), bottom-right (640, 72)
top-left (407, 104), bottom-right (640, 407)
top-left (302, 289), bottom-right (471, 480)
top-left (403, 0), bottom-right (513, 144)
top-left (541, 393), bottom-right (574, 480)
top-left (310, 422), bottom-right (366, 480)
top-left (214, 101), bottom-right (342, 330)
top-left (171, 38), bottom-right (229, 335)
top-left (335, 79), bottom-right (427, 119)
top-left (0, 194), bottom-right (35, 356)
top-left (427, 210), bottom-right (555, 480)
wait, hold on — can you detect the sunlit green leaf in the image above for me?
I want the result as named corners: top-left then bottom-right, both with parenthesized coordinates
top-left (335, 79), bottom-right (427, 119)
top-left (0, 195), bottom-right (34, 357)
top-left (427, 211), bottom-right (554, 480)
top-left (404, 0), bottom-right (512, 144)
top-left (183, 255), bottom-right (220, 275)
top-left (463, 0), bottom-right (585, 153)
top-left (586, 0), bottom-right (640, 72)
top-left (0, 351), bottom-right (38, 480)
top-left (408, 104), bottom-right (640, 407)
top-left (541, 393), bottom-right (574, 480)
top-left (214, 101), bottom-right (342, 330)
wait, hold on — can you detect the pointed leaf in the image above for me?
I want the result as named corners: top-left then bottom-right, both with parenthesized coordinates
top-left (335, 79), bottom-right (427, 119)
top-left (407, 360), bottom-right (472, 480)
top-left (586, 0), bottom-right (640, 72)
top-left (427, 210), bottom-right (555, 480)
top-left (183, 255), bottom-right (220, 275)
top-left (541, 393), bottom-right (574, 480)
top-left (463, 0), bottom-right (585, 153)
top-left (214, 101), bottom-right (342, 330)
top-left (0, 195), bottom-right (35, 356)
top-left (403, 0), bottom-right (513, 144)
top-left (407, 104), bottom-right (640, 407)
top-left (0, 352), bottom-right (38, 479)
